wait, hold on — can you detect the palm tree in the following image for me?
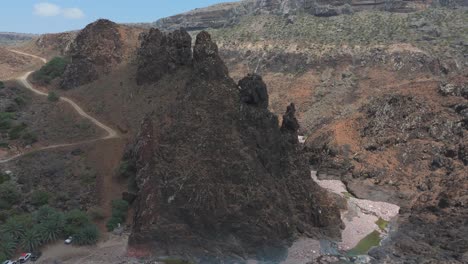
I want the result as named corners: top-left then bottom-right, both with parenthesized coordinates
top-left (1, 218), bottom-right (25, 240)
top-left (37, 214), bottom-right (65, 243)
top-left (20, 228), bottom-right (42, 252)
top-left (34, 206), bottom-right (65, 243)
top-left (0, 232), bottom-right (17, 259)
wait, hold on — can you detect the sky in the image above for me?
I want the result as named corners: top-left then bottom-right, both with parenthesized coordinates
top-left (1, 0), bottom-right (235, 34)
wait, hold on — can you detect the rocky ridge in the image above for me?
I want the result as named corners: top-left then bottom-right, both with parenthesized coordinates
top-left (125, 30), bottom-right (343, 262)
top-left (153, 0), bottom-right (467, 31)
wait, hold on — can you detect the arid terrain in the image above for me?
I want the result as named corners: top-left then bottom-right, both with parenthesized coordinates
top-left (0, 0), bottom-right (467, 263)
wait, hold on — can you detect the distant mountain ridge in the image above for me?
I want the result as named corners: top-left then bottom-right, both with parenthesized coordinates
top-left (0, 32), bottom-right (37, 46)
top-left (152, 0), bottom-right (468, 31)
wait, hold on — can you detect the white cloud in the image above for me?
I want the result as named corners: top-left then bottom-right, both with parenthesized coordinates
top-left (33, 2), bottom-right (85, 19)
top-left (62, 8), bottom-right (85, 19)
top-left (34, 2), bottom-right (61, 17)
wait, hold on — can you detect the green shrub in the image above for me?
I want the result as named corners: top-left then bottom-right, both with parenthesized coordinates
top-left (64, 209), bottom-right (91, 236)
top-left (106, 199), bottom-right (129, 231)
top-left (0, 112), bottom-right (14, 130)
top-left (30, 190), bottom-right (51, 206)
top-left (0, 232), bottom-right (16, 261)
top-left (9, 123), bottom-right (27, 140)
top-left (0, 81), bottom-right (4, 89)
top-left (106, 216), bottom-right (121, 231)
top-left (14, 97), bottom-right (26, 106)
top-left (74, 224), bottom-right (99, 245)
top-left (0, 173), bottom-right (10, 185)
top-left (33, 57), bottom-right (69, 84)
top-left (47, 91), bottom-right (59, 102)
top-left (22, 132), bottom-right (38, 145)
top-left (0, 182), bottom-right (20, 209)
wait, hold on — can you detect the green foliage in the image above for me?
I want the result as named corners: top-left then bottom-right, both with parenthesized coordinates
top-left (73, 224), bottom-right (99, 245)
top-left (347, 230), bottom-right (381, 256)
top-left (35, 207), bottom-right (65, 243)
top-left (9, 123), bottom-right (27, 140)
top-left (14, 96), bottom-right (26, 106)
top-left (20, 227), bottom-right (43, 252)
top-left (118, 160), bottom-right (136, 178)
top-left (22, 131), bottom-right (38, 145)
top-left (30, 190), bottom-right (51, 206)
top-left (106, 199), bottom-right (129, 231)
top-left (0, 232), bottom-right (16, 261)
top-left (33, 57), bottom-right (69, 84)
top-left (0, 172), bottom-right (10, 185)
top-left (0, 182), bottom-right (20, 209)
top-left (375, 218), bottom-right (389, 231)
top-left (47, 91), bottom-right (60, 102)
top-left (106, 216), bottom-right (121, 232)
top-left (0, 81), bottom-right (4, 89)
top-left (1, 214), bottom-right (33, 241)
top-left (64, 209), bottom-right (91, 236)
top-left (0, 112), bottom-right (14, 130)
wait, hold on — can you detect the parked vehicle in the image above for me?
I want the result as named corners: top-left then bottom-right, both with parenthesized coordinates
top-left (3, 260), bottom-right (17, 264)
top-left (65, 236), bottom-right (73, 244)
top-left (30, 252), bottom-right (42, 262)
top-left (18, 253), bottom-right (31, 263)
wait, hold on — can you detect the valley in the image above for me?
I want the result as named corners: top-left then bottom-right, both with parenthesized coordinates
top-left (0, 0), bottom-right (467, 263)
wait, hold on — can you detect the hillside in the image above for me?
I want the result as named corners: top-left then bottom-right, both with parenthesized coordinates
top-left (152, 0), bottom-right (467, 31)
top-left (2, 0), bottom-right (467, 262)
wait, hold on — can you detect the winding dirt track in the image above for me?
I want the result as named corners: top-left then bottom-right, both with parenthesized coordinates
top-left (0, 50), bottom-right (119, 164)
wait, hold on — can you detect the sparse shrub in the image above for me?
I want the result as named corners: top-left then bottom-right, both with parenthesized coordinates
top-left (33, 57), bottom-right (69, 84)
top-left (47, 91), bottom-right (60, 102)
top-left (30, 190), bottom-right (51, 206)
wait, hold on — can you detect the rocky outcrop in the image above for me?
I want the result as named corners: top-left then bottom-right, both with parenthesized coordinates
top-left (61, 19), bottom-right (123, 89)
top-left (239, 74), bottom-right (269, 108)
top-left (136, 28), bottom-right (192, 85)
top-left (306, 93), bottom-right (468, 263)
top-left (127, 30), bottom-right (342, 262)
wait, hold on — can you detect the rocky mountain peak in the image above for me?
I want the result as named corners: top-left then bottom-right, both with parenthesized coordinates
top-left (136, 28), bottom-right (192, 85)
top-left (193, 30), bottom-right (228, 79)
top-left (127, 30), bottom-right (342, 261)
top-left (61, 19), bottom-right (124, 89)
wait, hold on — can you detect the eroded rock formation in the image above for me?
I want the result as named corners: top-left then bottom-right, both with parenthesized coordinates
top-left (61, 19), bottom-right (123, 89)
top-left (126, 30), bottom-right (342, 262)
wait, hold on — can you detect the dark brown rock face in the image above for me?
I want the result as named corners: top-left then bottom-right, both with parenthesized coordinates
top-left (127, 31), bottom-right (341, 262)
top-left (136, 28), bottom-right (192, 85)
top-left (239, 74), bottom-right (269, 109)
top-left (61, 19), bottom-right (123, 89)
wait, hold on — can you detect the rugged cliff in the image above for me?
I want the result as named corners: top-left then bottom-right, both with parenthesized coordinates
top-left (125, 30), bottom-right (342, 262)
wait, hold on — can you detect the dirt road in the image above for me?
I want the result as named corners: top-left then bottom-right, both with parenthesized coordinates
top-left (0, 50), bottom-right (119, 163)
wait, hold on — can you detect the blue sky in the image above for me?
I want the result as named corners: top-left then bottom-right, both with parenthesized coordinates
top-left (1, 0), bottom-right (235, 34)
